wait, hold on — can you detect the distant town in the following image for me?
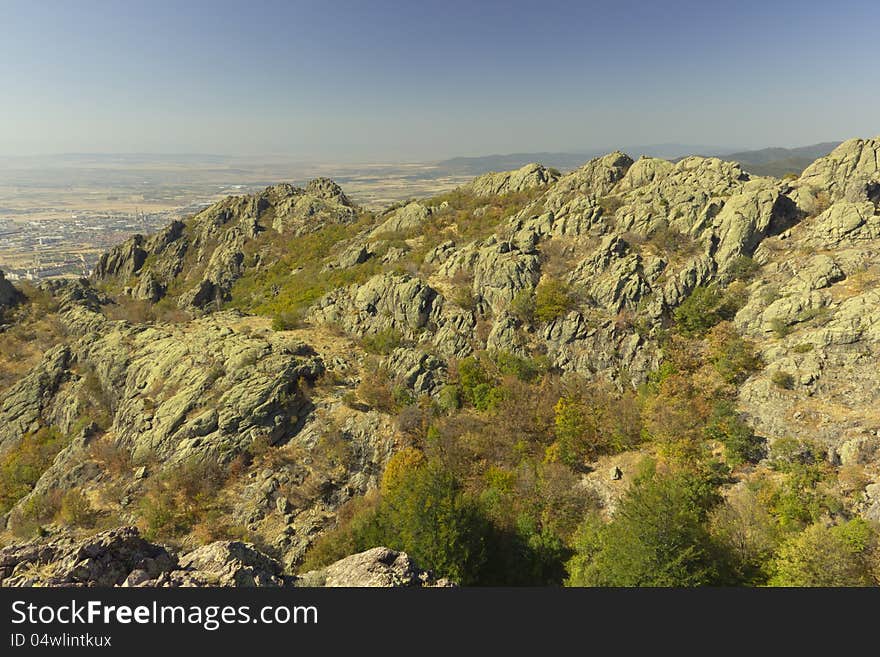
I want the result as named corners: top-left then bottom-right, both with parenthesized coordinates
top-left (0, 202), bottom-right (210, 280)
top-left (0, 153), bottom-right (474, 282)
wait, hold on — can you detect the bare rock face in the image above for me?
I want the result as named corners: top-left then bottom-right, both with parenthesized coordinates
top-left (297, 547), bottom-right (451, 587)
top-left (0, 312), bottom-right (324, 465)
top-left (305, 177), bottom-right (353, 207)
top-left (133, 541), bottom-right (289, 587)
top-left (796, 137), bottom-right (880, 203)
top-left (466, 162), bottom-right (561, 197)
top-left (369, 202), bottom-right (432, 238)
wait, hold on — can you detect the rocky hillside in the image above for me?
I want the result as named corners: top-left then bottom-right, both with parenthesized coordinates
top-left (1, 137), bottom-right (879, 586)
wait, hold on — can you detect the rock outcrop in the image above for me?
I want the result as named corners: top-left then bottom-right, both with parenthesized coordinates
top-left (94, 179), bottom-right (357, 309)
top-left (466, 163), bottom-right (561, 197)
top-left (297, 546), bottom-right (451, 587)
top-left (0, 527), bottom-right (444, 588)
top-left (3, 135), bottom-right (880, 583)
top-left (0, 527), bottom-right (176, 587)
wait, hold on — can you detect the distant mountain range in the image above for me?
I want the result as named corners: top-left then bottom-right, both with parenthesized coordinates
top-left (435, 141), bottom-right (843, 178)
top-left (707, 142), bottom-right (842, 177)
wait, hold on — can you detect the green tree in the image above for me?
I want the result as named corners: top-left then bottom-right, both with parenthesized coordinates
top-left (709, 485), bottom-right (780, 584)
top-left (566, 464), bottom-right (725, 586)
top-left (770, 519), bottom-right (879, 587)
top-left (706, 322), bottom-right (762, 384)
top-left (0, 427), bottom-right (67, 514)
top-left (704, 401), bottom-right (765, 466)
top-left (674, 286), bottom-right (722, 336)
top-left (360, 463), bottom-right (490, 584)
top-left (534, 277), bottom-right (576, 323)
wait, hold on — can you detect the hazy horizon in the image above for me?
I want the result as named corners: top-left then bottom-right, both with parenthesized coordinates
top-left (1, 1), bottom-right (878, 160)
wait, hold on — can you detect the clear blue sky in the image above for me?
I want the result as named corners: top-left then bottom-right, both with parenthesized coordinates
top-left (1, 0), bottom-right (878, 160)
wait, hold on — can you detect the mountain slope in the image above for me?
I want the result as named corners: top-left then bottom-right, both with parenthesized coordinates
top-left (1, 137), bottom-right (879, 586)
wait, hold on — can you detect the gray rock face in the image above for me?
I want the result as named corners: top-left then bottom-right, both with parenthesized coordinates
top-left (94, 235), bottom-right (148, 281)
top-left (799, 202), bottom-right (880, 248)
top-left (157, 541), bottom-right (287, 587)
top-left (0, 312), bottom-right (323, 503)
top-left (311, 273), bottom-right (438, 338)
top-left (466, 163), bottom-right (560, 197)
top-left (370, 202), bottom-right (431, 237)
top-left (305, 177), bottom-right (353, 207)
top-left (797, 137), bottom-right (880, 202)
top-left (548, 151), bottom-right (633, 201)
top-left (0, 344), bottom-right (71, 452)
top-left (439, 238), bottom-right (542, 316)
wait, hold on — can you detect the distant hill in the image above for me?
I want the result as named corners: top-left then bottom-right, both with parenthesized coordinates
top-left (711, 142), bottom-right (842, 177)
top-left (435, 144), bottom-right (733, 176)
top-left (437, 142), bottom-right (842, 179)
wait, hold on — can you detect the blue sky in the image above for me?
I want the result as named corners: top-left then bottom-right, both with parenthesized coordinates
top-left (0, 0), bottom-right (878, 159)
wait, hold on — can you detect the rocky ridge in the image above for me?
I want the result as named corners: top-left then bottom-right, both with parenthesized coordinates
top-left (1, 136), bottom-right (879, 584)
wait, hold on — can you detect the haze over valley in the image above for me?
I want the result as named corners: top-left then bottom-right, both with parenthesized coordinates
top-left (0, 142), bottom-right (842, 279)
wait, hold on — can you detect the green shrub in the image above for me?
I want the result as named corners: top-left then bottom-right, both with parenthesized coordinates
top-left (792, 342), bottom-right (814, 353)
top-left (769, 317), bottom-right (791, 339)
top-left (674, 286), bottom-right (722, 335)
top-left (0, 427), bottom-right (67, 514)
top-left (509, 289), bottom-right (536, 324)
top-left (704, 401), bottom-right (765, 465)
top-left (320, 463), bottom-right (491, 584)
top-left (726, 256), bottom-right (761, 282)
top-left (437, 384), bottom-right (462, 413)
top-left (57, 489), bottom-right (98, 528)
top-left (566, 464), bottom-right (725, 586)
top-left (674, 284), bottom-right (748, 336)
top-left (706, 322), bottom-right (762, 384)
top-left (360, 328), bottom-right (403, 355)
top-left (490, 351), bottom-right (546, 383)
top-left (456, 356), bottom-right (494, 408)
top-left (771, 370), bottom-right (795, 389)
top-left (138, 458), bottom-right (228, 542)
top-left (534, 277), bottom-right (576, 323)
top-left (770, 519), bottom-right (879, 586)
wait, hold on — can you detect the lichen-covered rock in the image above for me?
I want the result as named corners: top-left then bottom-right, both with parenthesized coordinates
top-left (796, 137), bottom-right (880, 202)
top-left (799, 201), bottom-right (880, 248)
top-left (465, 162), bottom-right (560, 197)
top-left (157, 541), bottom-right (287, 587)
top-left (370, 202), bottom-right (431, 237)
top-left (547, 151), bottom-right (633, 203)
top-left (0, 527), bottom-right (450, 588)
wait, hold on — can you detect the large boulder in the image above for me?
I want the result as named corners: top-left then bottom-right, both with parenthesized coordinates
top-left (466, 162), bottom-right (560, 197)
top-left (297, 547), bottom-right (451, 587)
